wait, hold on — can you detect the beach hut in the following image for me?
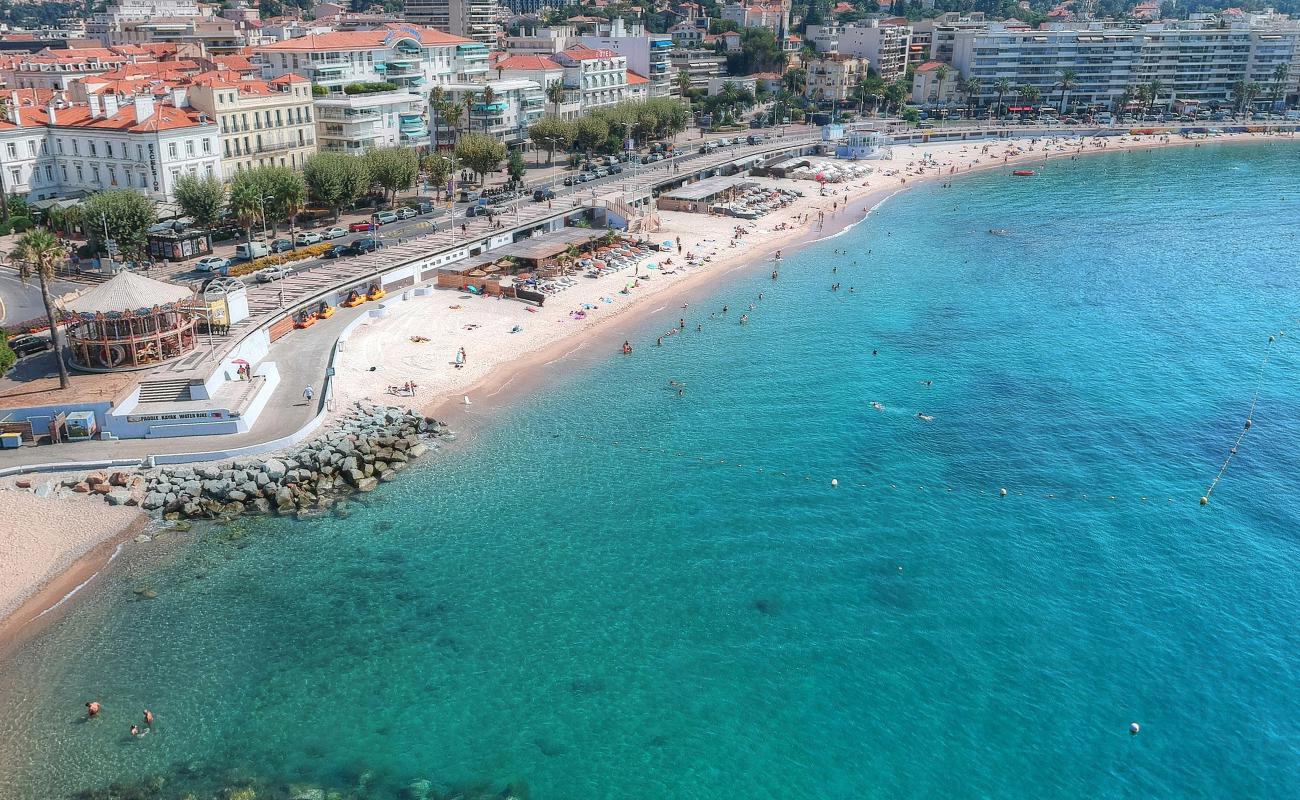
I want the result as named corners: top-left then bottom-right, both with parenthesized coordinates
top-left (61, 271), bottom-right (198, 372)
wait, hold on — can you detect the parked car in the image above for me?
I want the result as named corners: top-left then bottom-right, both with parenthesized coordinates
top-left (234, 242), bottom-right (270, 260)
top-left (396, 207), bottom-right (417, 220)
top-left (270, 239), bottom-right (294, 253)
top-left (579, 171), bottom-right (596, 182)
top-left (562, 175), bottom-right (576, 186)
top-left (414, 201), bottom-right (435, 214)
top-left (195, 256), bottom-right (231, 272)
top-left (6, 334), bottom-right (50, 358)
top-left (321, 244), bottom-right (351, 259)
top-left (375, 210), bottom-right (399, 225)
top-left (345, 238), bottom-right (379, 256)
top-left (256, 265), bottom-right (292, 283)
top-left (295, 231), bottom-right (322, 246)
top-left (609, 164), bottom-right (623, 174)
top-left (466, 205), bottom-right (490, 217)
top-left (533, 188), bottom-right (556, 202)
top-left (348, 221), bottom-right (374, 232)
top-left (322, 226), bottom-right (347, 240)
top-left (594, 167), bottom-right (609, 178)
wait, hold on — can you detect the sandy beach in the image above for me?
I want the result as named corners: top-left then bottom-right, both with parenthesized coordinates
top-left (0, 127), bottom-right (1289, 644)
top-left (333, 129), bottom-right (1288, 434)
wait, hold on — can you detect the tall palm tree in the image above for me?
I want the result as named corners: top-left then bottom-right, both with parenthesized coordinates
top-left (1115, 86), bottom-right (1136, 122)
top-left (1056, 68), bottom-right (1078, 113)
top-left (546, 80), bottom-right (565, 118)
top-left (428, 85), bottom-right (445, 150)
top-left (228, 180), bottom-right (263, 244)
top-left (1271, 63), bottom-right (1290, 107)
top-left (462, 91), bottom-right (477, 138)
top-left (480, 86), bottom-right (496, 134)
top-left (441, 103), bottom-right (463, 144)
top-left (1144, 79), bottom-right (1164, 115)
top-left (675, 68), bottom-right (692, 99)
top-left (1018, 84), bottom-right (1040, 113)
top-left (993, 77), bottom-right (1013, 119)
top-left (962, 76), bottom-right (981, 118)
top-left (11, 229), bottom-right (70, 389)
top-left (933, 64), bottom-right (949, 105)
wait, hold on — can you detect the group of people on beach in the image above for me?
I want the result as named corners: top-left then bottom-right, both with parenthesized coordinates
top-left (86, 701), bottom-right (155, 740)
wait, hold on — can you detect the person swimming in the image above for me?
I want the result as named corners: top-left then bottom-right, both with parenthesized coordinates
top-left (918, 380), bottom-right (933, 387)
top-left (871, 402), bottom-right (885, 411)
top-left (916, 412), bottom-right (934, 422)
top-left (739, 314), bottom-right (749, 324)
top-left (86, 701), bottom-right (101, 718)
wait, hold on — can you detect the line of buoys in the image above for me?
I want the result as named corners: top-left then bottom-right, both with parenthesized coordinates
top-left (1201, 331), bottom-right (1288, 505)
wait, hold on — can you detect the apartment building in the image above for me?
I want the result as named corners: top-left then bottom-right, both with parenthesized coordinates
top-left (577, 20), bottom-right (674, 97)
top-left (504, 24), bottom-right (574, 56)
top-left (87, 0), bottom-right (204, 41)
top-left (805, 55), bottom-right (867, 105)
top-left (668, 50), bottom-right (727, 92)
top-left (551, 46), bottom-right (630, 111)
top-left (912, 12), bottom-right (990, 64)
top-left (493, 54), bottom-right (580, 119)
top-left (187, 73), bottom-right (316, 176)
top-left (806, 20), bottom-right (913, 81)
top-left (255, 25), bottom-right (488, 94)
top-left (439, 78), bottom-right (543, 149)
top-left (722, 0), bottom-right (790, 36)
top-left (3, 47), bottom-right (141, 91)
top-left (314, 90), bottom-right (429, 154)
top-left (404, 0), bottom-right (504, 46)
top-left (952, 21), bottom-right (1300, 110)
top-left (0, 93), bottom-right (219, 202)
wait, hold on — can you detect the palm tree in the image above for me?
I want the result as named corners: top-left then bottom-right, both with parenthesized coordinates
top-left (1115, 86), bottom-right (1136, 122)
top-left (10, 229), bottom-right (70, 389)
top-left (1056, 68), bottom-right (1078, 113)
top-left (229, 180), bottom-right (263, 244)
top-left (993, 77), bottom-right (1013, 120)
top-left (1018, 84), bottom-right (1040, 114)
top-left (675, 68), bottom-right (692, 99)
top-left (1271, 63), bottom-right (1290, 107)
top-left (933, 64), bottom-right (949, 106)
top-left (962, 76), bottom-right (981, 118)
top-left (441, 103), bottom-right (463, 144)
top-left (462, 91), bottom-right (476, 139)
top-left (480, 86), bottom-right (497, 134)
top-left (545, 80), bottom-right (566, 118)
top-left (428, 86), bottom-right (445, 150)
top-left (1144, 79), bottom-right (1164, 115)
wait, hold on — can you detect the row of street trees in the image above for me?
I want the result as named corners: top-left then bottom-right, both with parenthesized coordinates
top-left (526, 98), bottom-right (689, 163)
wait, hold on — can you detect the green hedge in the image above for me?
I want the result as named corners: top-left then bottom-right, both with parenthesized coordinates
top-left (343, 81), bottom-right (398, 95)
top-left (0, 331), bottom-right (16, 375)
top-left (312, 85), bottom-right (328, 97)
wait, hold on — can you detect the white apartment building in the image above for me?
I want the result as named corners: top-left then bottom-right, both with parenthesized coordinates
top-left (186, 73), bottom-right (316, 177)
top-left (440, 79), bottom-right (543, 148)
top-left (806, 20), bottom-right (913, 81)
top-left (952, 22), bottom-right (1300, 111)
top-left (2, 47), bottom-right (138, 92)
top-left (314, 90), bottom-right (429, 154)
top-left (0, 93), bottom-right (219, 202)
top-left (494, 54), bottom-right (580, 119)
top-left (577, 21), bottom-right (674, 97)
top-left (254, 25), bottom-right (488, 94)
top-left (87, 0), bottom-right (204, 40)
top-left (722, 0), bottom-right (789, 36)
top-left (404, 0), bottom-right (503, 46)
top-left (504, 24), bottom-right (574, 56)
top-left (551, 46), bottom-right (630, 111)
top-left (805, 55), bottom-right (867, 105)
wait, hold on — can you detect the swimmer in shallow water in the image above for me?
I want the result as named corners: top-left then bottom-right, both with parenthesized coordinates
top-left (918, 380), bottom-right (933, 387)
top-left (871, 402), bottom-right (885, 411)
top-left (916, 412), bottom-right (934, 422)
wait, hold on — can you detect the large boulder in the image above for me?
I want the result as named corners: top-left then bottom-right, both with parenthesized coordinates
top-left (263, 458), bottom-right (287, 482)
top-left (355, 477), bottom-right (379, 492)
top-left (142, 492), bottom-right (168, 511)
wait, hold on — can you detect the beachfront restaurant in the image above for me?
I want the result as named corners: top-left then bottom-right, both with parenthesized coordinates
top-left (436, 229), bottom-right (605, 293)
top-left (656, 176), bottom-right (757, 213)
top-left (61, 271), bottom-right (199, 372)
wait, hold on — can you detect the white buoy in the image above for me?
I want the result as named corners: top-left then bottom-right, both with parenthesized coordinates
top-left (831, 478), bottom-right (839, 487)
top-left (1130, 722), bottom-right (1140, 736)
top-left (999, 487), bottom-right (1008, 497)
top-left (463, 395), bottom-right (472, 405)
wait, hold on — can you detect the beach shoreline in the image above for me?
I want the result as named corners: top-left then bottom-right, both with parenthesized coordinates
top-left (0, 129), bottom-right (1291, 652)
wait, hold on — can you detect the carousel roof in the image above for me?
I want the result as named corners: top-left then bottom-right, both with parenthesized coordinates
top-left (62, 270), bottom-right (193, 314)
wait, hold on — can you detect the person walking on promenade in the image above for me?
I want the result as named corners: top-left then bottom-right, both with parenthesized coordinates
top-left (302, 386), bottom-right (314, 405)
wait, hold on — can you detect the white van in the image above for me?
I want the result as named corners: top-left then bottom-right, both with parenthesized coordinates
top-left (375, 210), bottom-right (399, 225)
top-left (235, 241), bottom-right (270, 260)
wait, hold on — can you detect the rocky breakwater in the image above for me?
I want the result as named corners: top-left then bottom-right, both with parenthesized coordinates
top-left (132, 404), bottom-right (451, 522)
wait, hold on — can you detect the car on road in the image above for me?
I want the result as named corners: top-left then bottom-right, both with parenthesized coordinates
top-left (579, 171), bottom-right (596, 182)
top-left (321, 244), bottom-right (351, 259)
top-left (594, 167), bottom-right (609, 178)
top-left (195, 256), bottom-right (231, 273)
top-left (414, 201), bottom-right (435, 214)
top-left (348, 221), bottom-right (374, 232)
top-left (466, 205), bottom-right (491, 217)
top-left (295, 231), bottom-right (323, 246)
top-left (375, 210), bottom-right (399, 225)
top-left (235, 241), bottom-right (270, 260)
top-left (609, 164), bottom-right (623, 174)
top-left (646, 153), bottom-right (662, 163)
top-left (396, 206), bottom-right (417, 220)
top-left (562, 175), bottom-right (576, 186)
top-left (322, 226), bottom-right (347, 240)
top-left (270, 239), bottom-right (294, 253)
top-left (345, 238), bottom-right (379, 256)
top-left (6, 334), bottom-right (50, 358)
top-left (255, 265), bottom-right (292, 283)
top-left (533, 188), bottom-right (556, 202)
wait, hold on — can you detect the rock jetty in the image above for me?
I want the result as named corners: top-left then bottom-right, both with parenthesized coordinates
top-left (61, 404), bottom-right (449, 521)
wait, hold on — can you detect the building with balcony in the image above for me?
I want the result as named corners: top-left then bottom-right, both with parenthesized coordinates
top-left (951, 21), bottom-right (1300, 111)
top-left (804, 54), bottom-right (867, 105)
top-left (2, 46), bottom-right (143, 92)
top-left (722, 0), bottom-right (790, 36)
top-left (0, 92), bottom-right (219, 202)
top-left (314, 89), bottom-right (428, 154)
top-left (577, 19), bottom-right (674, 97)
top-left (187, 72), bottom-right (316, 177)
top-left (806, 20), bottom-right (913, 81)
top-left (438, 79), bottom-right (543, 149)
top-left (493, 54), bottom-right (580, 119)
top-left (254, 24), bottom-right (485, 95)
top-left (404, 0), bottom-right (504, 46)
top-left (551, 45), bottom-right (630, 111)
top-left (668, 50), bottom-right (727, 92)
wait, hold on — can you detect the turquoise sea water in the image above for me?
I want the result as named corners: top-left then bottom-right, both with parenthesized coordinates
top-left (2, 142), bottom-right (1300, 800)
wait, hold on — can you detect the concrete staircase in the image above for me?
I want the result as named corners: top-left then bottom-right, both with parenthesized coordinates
top-left (136, 378), bottom-right (192, 403)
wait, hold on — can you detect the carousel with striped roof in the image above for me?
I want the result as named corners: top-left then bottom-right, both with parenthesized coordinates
top-left (61, 270), bottom-right (199, 372)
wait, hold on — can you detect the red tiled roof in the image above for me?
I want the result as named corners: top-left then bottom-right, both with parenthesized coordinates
top-left (627, 70), bottom-right (649, 84)
top-left (560, 46), bottom-right (618, 61)
top-left (49, 102), bottom-right (211, 133)
top-left (213, 55), bottom-right (259, 72)
top-left (494, 54), bottom-right (561, 71)
top-left (257, 25), bottom-right (471, 51)
top-left (915, 61), bottom-right (948, 72)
